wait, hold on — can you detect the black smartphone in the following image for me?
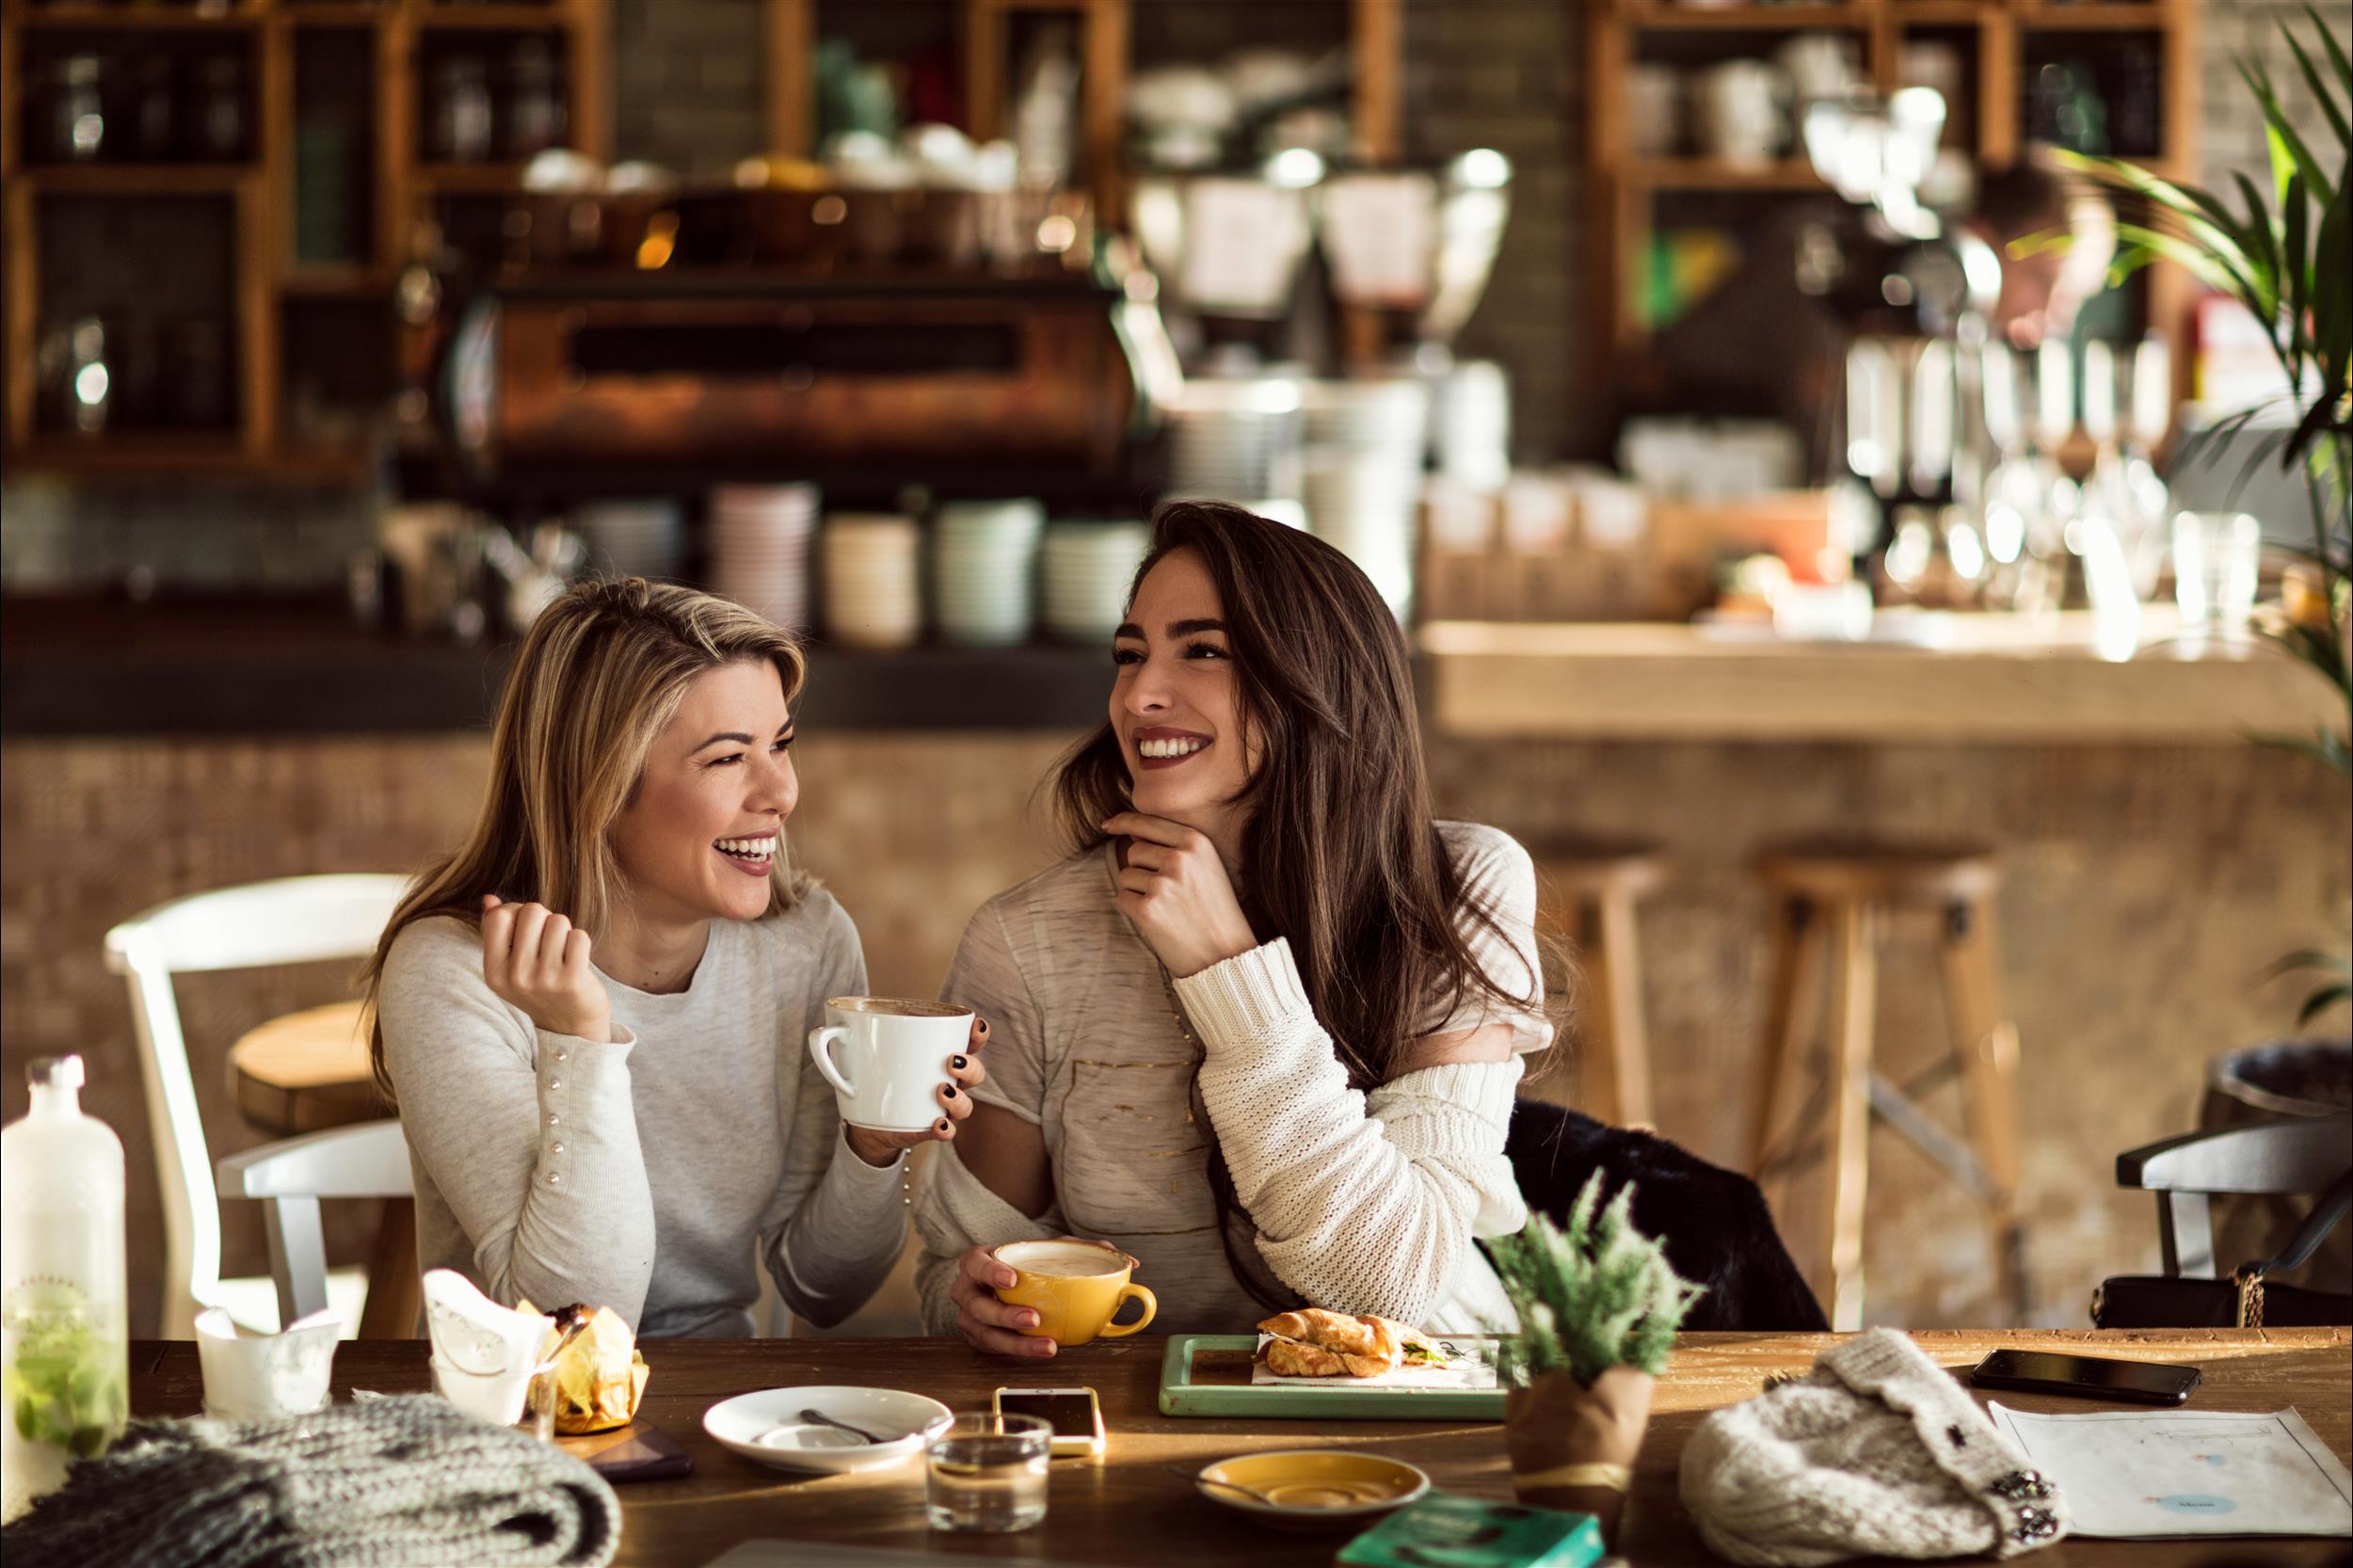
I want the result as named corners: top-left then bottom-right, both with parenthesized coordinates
top-left (1970, 1348), bottom-right (2202, 1406)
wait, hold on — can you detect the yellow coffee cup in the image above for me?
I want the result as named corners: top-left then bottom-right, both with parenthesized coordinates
top-left (990, 1239), bottom-right (1158, 1347)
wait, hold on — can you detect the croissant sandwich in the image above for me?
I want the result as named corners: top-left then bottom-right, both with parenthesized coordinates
top-left (519, 1299), bottom-right (649, 1434)
top-left (1256, 1309), bottom-right (1453, 1379)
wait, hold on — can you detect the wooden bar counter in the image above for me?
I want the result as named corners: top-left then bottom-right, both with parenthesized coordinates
top-left (1419, 612), bottom-right (2343, 744)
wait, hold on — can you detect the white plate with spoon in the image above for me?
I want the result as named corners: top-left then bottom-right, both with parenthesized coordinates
top-left (703, 1385), bottom-right (953, 1474)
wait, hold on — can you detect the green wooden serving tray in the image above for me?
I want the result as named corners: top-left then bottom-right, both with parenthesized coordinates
top-left (1156, 1335), bottom-right (1509, 1419)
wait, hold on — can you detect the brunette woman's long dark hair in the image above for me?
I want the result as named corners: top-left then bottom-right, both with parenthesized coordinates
top-left (1052, 501), bottom-right (1559, 1307)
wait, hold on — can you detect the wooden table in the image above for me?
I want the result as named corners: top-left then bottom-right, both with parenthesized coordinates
top-left (127, 1328), bottom-right (2349, 1567)
top-left (226, 1000), bottom-right (419, 1339)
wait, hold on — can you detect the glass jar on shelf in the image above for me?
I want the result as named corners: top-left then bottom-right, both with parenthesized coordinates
top-left (428, 55), bottom-right (495, 164)
top-left (503, 37), bottom-right (565, 158)
top-left (47, 54), bottom-right (110, 163)
top-left (132, 53), bottom-right (178, 162)
top-left (192, 55), bottom-right (248, 161)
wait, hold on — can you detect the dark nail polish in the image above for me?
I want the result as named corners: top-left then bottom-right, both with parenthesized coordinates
top-left (952, 1055), bottom-right (968, 1070)
top-left (943, 1085), bottom-right (958, 1099)
top-left (978, 1021), bottom-right (990, 1036)
top-left (937, 1120), bottom-right (952, 1132)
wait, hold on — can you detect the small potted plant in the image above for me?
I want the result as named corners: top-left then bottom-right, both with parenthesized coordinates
top-left (1487, 1173), bottom-right (1704, 1548)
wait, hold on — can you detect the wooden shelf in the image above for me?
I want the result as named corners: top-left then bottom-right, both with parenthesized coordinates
top-left (0, 436), bottom-right (369, 481)
top-left (280, 3), bottom-right (404, 25)
top-left (412, 161), bottom-right (535, 192)
top-left (413, 4), bottom-right (569, 32)
top-left (11, 6), bottom-right (262, 32)
top-left (281, 265), bottom-right (397, 297)
top-left (1627, 158), bottom-right (1828, 191)
top-left (2, 0), bottom-right (610, 466)
top-left (14, 163), bottom-right (252, 195)
top-left (1889, 2), bottom-right (1996, 25)
top-left (2014, 4), bottom-right (2169, 30)
top-left (1620, 4), bottom-right (1873, 32)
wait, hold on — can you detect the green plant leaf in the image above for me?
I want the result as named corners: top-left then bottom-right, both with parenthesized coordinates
top-left (2244, 57), bottom-right (2337, 207)
top-left (2263, 949), bottom-right (2353, 980)
top-left (2284, 24), bottom-right (2352, 151)
top-left (2299, 984), bottom-right (2352, 1026)
top-left (2310, 6), bottom-right (2353, 95)
top-left (2313, 180), bottom-right (2352, 412)
top-left (2251, 725), bottom-right (2353, 774)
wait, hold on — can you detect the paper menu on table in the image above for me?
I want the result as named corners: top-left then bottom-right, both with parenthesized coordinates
top-left (1250, 1334), bottom-right (1497, 1390)
top-left (1987, 1403), bottom-right (2353, 1538)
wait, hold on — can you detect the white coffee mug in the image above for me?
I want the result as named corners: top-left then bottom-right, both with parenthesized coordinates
top-left (1697, 60), bottom-right (1790, 166)
top-left (807, 996), bottom-right (972, 1132)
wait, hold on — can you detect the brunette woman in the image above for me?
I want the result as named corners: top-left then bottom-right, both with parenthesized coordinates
top-left (916, 503), bottom-right (1550, 1353)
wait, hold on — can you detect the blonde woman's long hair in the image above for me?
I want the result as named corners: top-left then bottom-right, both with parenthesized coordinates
top-left (364, 578), bottom-right (812, 1098)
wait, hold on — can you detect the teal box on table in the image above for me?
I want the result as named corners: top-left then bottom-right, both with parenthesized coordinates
top-left (1337, 1493), bottom-right (1606, 1568)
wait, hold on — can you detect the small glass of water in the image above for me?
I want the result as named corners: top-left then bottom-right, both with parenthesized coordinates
top-left (925, 1412), bottom-right (1050, 1533)
top-left (2172, 510), bottom-right (2263, 638)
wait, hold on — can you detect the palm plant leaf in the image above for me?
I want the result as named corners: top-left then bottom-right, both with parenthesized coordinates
top-left (2311, 5), bottom-right (2353, 96)
top-left (2283, 25), bottom-right (2352, 151)
top-left (2243, 57), bottom-right (2337, 205)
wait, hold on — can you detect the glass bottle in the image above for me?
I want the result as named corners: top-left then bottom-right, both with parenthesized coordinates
top-left (194, 55), bottom-right (248, 161)
top-left (429, 56), bottom-right (494, 164)
top-left (504, 38), bottom-right (564, 158)
top-left (53, 54), bottom-right (108, 163)
top-left (1, 1057), bottom-right (129, 1525)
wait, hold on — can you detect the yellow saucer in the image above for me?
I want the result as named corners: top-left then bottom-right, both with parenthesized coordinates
top-left (1196, 1450), bottom-right (1430, 1531)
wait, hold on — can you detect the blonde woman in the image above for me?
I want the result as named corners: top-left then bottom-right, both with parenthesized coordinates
top-left (367, 579), bottom-right (985, 1336)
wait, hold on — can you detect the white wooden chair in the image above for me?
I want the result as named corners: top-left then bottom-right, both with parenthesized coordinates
top-left (103, 873), bottom-right (410, 1337)
top-left (216, 1120), bottom-right (413, 1332)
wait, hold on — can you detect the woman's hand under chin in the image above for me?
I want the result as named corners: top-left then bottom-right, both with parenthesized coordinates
top-left (1103, 811), bottom-right (1259, 979)
top-left (841, 1016), bottom-right (991, 1167)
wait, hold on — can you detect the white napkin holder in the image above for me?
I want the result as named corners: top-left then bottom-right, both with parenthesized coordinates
top-left (422, 1269), bottom-right (552, 1426)
top-left (194, 1305), bottom-right (342, 1421)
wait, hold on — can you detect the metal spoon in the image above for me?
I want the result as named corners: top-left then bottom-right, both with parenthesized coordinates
top-left (797, 1407), bottom-right (889, 1446)
top-left (1176, 1467), bottom-right (1284, 1506)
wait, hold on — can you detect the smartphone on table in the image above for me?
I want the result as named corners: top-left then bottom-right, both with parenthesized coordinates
top-left (992, 1386), bottom-right (1105, 1458)
top-left (1969, 1348), bottom-right (2201, 1406)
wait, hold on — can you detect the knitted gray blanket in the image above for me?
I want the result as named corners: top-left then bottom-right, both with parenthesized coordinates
top-left (1, 1395), bottom-right (621, 1568)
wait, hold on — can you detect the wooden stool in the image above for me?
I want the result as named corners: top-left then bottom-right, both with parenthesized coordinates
top-left (1746, 842), bottom-right (2026, 1330)
top-left (1529, 837), bottom-right (1667, 1128)
top-left (230, 1001), bottom-right (419, 1339)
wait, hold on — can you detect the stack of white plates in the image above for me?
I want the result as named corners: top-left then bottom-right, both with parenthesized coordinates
top-left (934, 499), bottom-right (1045, 648)
top-left (708, 485), bottom-right (819, 628)
top-left (1299, 378), bottom-right (1430, 618)
top-left (1167, 377), bottom-right (1304, 502)
top-left (1041, 521), bottom-right (1152, 643)
top-left (822, 513), bottom-right (922, 649)
top-left (1433, 360), bottom-right (1510, 490)
top-left (572, 499), bottom-right (687, 580)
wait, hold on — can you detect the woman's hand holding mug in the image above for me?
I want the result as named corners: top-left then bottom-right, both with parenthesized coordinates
top-left (840, 1015), bottom-right (990, 1168)
top-left (950, 1243), bottom-right (1059, 1359)
top-left (480, 894), bottom-right (613, 1043)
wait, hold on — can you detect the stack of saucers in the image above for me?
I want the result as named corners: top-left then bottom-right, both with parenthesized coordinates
top-left (822, 512), bottom-right (922, 649)
top-left (707, 484), bottom-right (819, 627)
top-left (572, 499), bottom-right (686, 580)
top-left (1041, 520), bottom-right (1152, 643)
top-left (1299, 377), bottom-right (1430, 618)
top-left (934, 499), bottom-right (1045, 647)
top-left (1167, 377), bottom-right (1304, 503)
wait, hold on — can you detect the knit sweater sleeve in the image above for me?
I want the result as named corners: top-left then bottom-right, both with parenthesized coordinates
top-left (378, 917), bottom-right (658, 1327)
top-left (760, 901), bottom-right (911, 1330)
top-left (1171, 936), bottom-right (1527, 1327)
